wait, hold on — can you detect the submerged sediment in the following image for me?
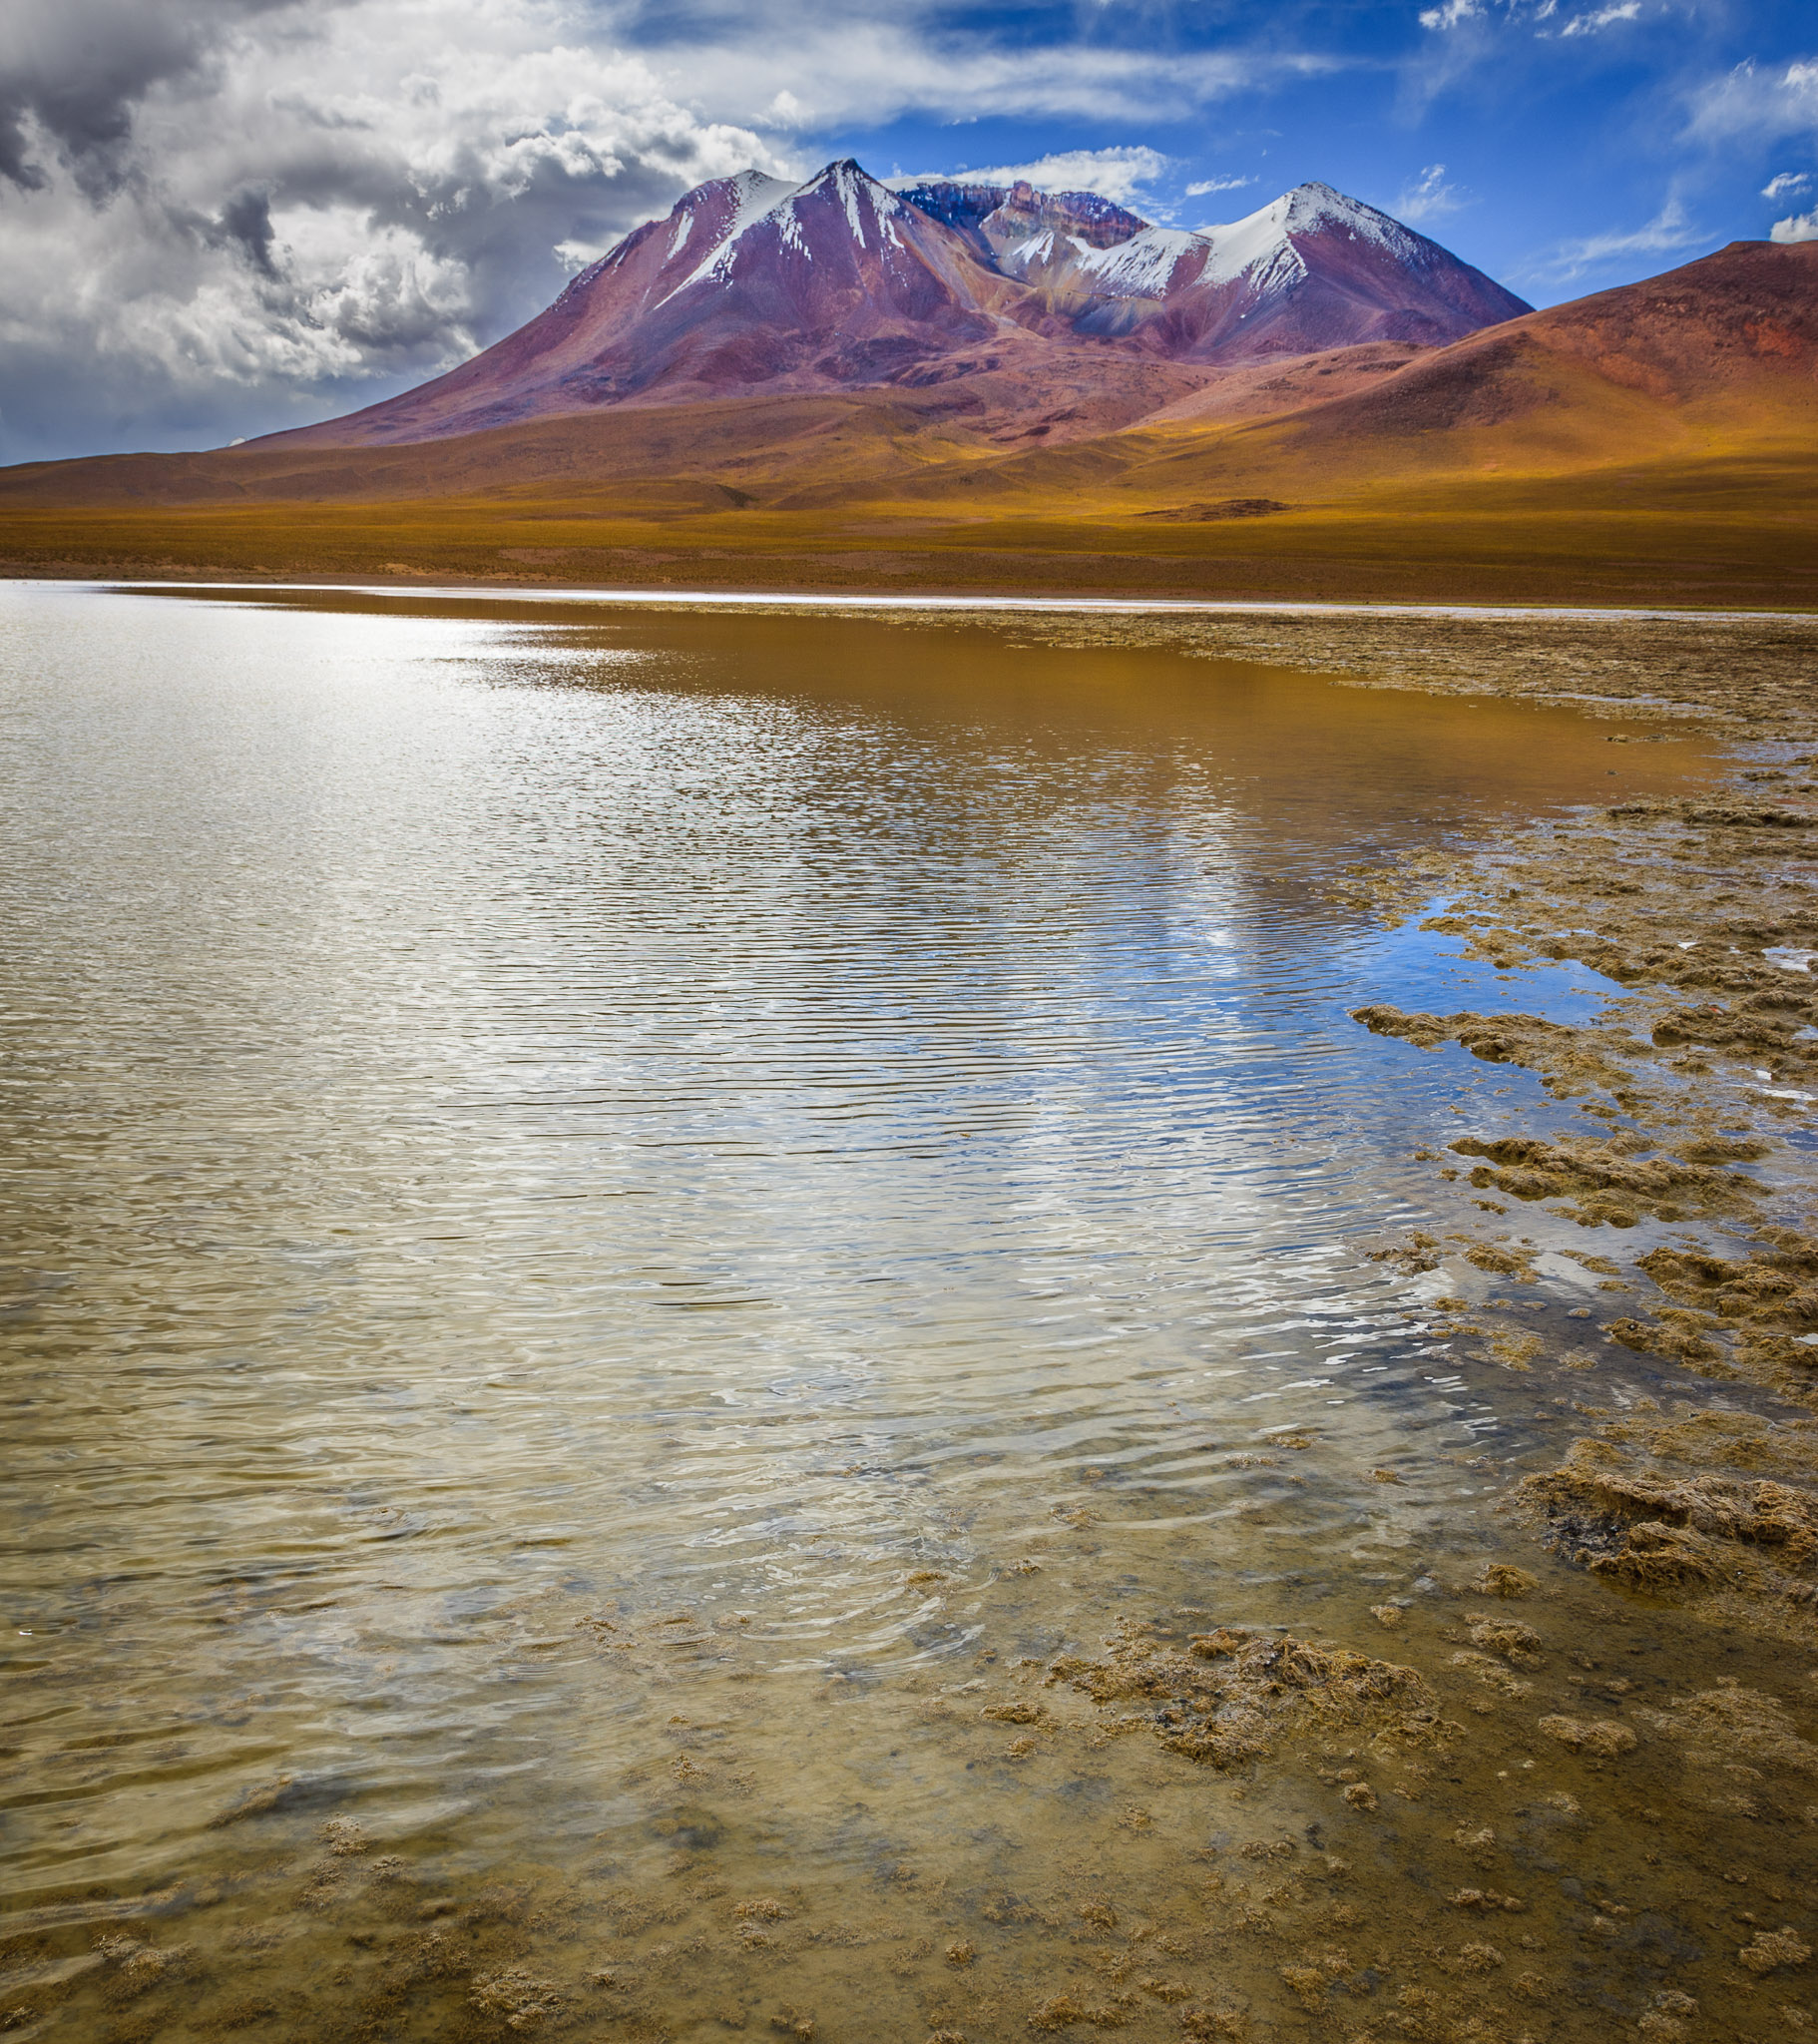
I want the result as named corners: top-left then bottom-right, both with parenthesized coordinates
top-left (1335, 628), bottom-right (1818, 1648)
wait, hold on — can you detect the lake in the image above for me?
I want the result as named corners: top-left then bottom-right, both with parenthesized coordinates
top-left (1, 584), bottom-right (1763, 2041)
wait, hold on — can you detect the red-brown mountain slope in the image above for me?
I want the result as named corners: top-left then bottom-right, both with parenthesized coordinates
top-left (1216, 236), bottom-right (1818, 460)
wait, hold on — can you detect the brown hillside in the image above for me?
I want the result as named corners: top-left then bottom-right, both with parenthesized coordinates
top-left (1186, 238), bottom-right (1818, 464)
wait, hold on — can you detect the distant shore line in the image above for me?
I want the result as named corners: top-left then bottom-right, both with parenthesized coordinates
top-left (33, 577), bottom-right (1818, 625)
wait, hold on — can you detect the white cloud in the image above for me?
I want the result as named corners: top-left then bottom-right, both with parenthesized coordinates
top-left (0, 0), bottom-right (799, 458)
top-left (1416, 0), bottom-right (1565, 31)
top-left (1419, 0), bottom-right (1647, 38)
top-left (1771, 209), bottom-right (1818, 243)
top-left (1419, 0), bottom-right (1483, 30)
top-left (894, 147), bottom-right (1171, 209)
top-left (1557, 2), bottom-right (1640, 38)
top-left (1762, 171), bottom-right (1811, 201)
top-left (1687, 57), bottom-right (1818, 147)
top-left (1184, 174), bottom-right (1253, 197)
top-left (1535, 196), bottom-right (1702, 278)
top-left (1396, 163), bottom-right (1467, 221)
top-left (637, 18), bottom-right (1299, 133)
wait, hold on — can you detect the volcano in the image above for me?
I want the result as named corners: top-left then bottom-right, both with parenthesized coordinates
top-left (273, 160), bottom-right (1531, 449)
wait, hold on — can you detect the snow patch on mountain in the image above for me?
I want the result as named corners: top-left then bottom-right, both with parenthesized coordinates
top-left (663, 170), bottom-right (798, 297)
top-left (992, 183), bottom-right (1435, 307)
top-left (833, 161), bottom-right (875, 246)
top-left (1283, 182), bottom-right (1424, 256)
top-left (1072, 227), bottom-right (1206, 298)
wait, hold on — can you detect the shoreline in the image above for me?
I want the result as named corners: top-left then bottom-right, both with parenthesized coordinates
top-left (13, 572), bottom-right (1818, 625)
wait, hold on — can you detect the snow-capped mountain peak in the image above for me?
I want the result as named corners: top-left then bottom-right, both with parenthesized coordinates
top-left (651, 160), bottom-right (920, 303)
top-left (657, 170), bottom-right (798, 298)
top-left (995, 182), bottom-right (1434, 309)
top-left (1221, 183), bottom-right (1425, 263)
top-left (979, 175), bottom-right (1523, 359)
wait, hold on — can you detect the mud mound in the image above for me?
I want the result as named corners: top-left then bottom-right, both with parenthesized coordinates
top-left (1351, 1005), bottom-right (1646, 1098)
top-left (1048, 1623), bottom-right (1445, 1769)
top-left (1640, 1679), bottom-right (1818, 1778)
top-left (1651, 992), bottom-right (1818, 1063)
top-left (1639, 1237), bottom-right (1818, 1335)
top-left (1599, 1310), bottom-right (1728, 1368)
top-left (1521, 1438), bottom-right (1818, 1620)
top-left (1449, 1134), bottom-right (1759, 1226)
top-left (1136, 498), bottom-right (1291, 522)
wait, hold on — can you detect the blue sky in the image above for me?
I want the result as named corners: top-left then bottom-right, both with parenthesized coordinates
top-left (787, 0), bottom-right (1818, 295)
top-left (0, 0), bottom-right (1813, 459)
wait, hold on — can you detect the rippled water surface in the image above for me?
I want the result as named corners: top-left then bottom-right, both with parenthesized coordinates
top-left (3, 585), bottom-right (1762, 2043)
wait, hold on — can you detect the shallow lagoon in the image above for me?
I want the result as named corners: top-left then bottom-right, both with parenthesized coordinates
top-left (6, 584), bottom-right (1800, 2043)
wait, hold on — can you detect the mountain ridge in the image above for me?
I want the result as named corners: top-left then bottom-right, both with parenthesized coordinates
top-left (265, 158), bottom-right (1530, 450)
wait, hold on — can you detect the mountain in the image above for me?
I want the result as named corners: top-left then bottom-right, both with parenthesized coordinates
top-left (860, 236), bottom-right (1809, 528)
top-left (270, 160), bottom-right (1530, 450)
top-left (10, 240), bottom-right (1807, 511)
top-left (284, 161), bottom-right (1041, 448)
top-left (1166, 235), bottom-right (1818, 468)
top-left (977, 182), bottom-right (1531, 359)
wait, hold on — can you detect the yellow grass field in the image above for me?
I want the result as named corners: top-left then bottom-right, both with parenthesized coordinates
top-left (3, 446), bottom-right (1814, 609)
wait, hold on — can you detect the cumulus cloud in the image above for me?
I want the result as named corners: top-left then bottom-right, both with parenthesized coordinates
top-left (0, 0), bottom-right (1327, 459)
top-left (0, 0), bottom-right (800, 458)
top-left (1396, 163), bottom-right (1467, 221)
top-left (1771, 209), bottom-right (1818, 242)
top-left (892, 147), bottom-right (1170, 209)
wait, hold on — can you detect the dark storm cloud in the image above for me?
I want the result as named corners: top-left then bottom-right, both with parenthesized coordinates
top-left (0, 0), bottom-right (794, 458)
top-left (0, 0), bottom-right (299, 195)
